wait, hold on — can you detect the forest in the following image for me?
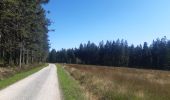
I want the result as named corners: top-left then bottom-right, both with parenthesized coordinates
top-left (0, 0), bottom-right (50, 67)
top-left (49, 37), bottom-right (170, 70)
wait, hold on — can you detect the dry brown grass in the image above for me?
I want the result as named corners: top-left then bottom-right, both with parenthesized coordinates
top-left (0, 64), bottom-right (47, 81)
top-left (64, 64), bottom-right (170, 100)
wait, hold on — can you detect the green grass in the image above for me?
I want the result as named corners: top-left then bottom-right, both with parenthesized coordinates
top-left (57, 64), bottom-right (86, 100)
top-left (65, 64), bottom-right (170, 100)
top-left (0, 64), bottom-right (48, 89)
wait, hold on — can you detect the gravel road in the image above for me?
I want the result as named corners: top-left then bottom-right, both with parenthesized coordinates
top-left (0, 64), bottom-right (61, 100)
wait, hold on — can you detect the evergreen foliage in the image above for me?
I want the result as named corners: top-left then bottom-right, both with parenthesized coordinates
top-left (0, 0), bottom-right (50, 67)
top-left (49, 37), bottom-right (170, 70)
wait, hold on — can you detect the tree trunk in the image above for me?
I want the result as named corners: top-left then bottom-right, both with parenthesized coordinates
top-left (9, 50), bottom-right (12, 66)
top-left (26, 49), bottom-right (29, 64)
top-left (19, 47), bottom-right (22, 68)
top-left (31, 50), bottom-right (34, 64)
top-left (22, 48), bottom-right (25, 65)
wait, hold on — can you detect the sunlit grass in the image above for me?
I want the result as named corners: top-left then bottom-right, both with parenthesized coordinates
top-left (57, 64), bottom-right (86, 100)
top-left (0, 64), bottom-right (47, 89)
top-left (65, 64), bottom-right (170, 100)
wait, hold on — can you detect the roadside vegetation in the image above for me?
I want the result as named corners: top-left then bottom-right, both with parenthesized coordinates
top-left (64, 64), bottom-right (170, 100)
top-left (0, 64), bottom-right (48, 89)
top-left (49, 37), bottom-right (170, 70)
top-left (0, 0), bottom-right (50, 68)
top-left (57, 64), bottom-right (86, 100)
top-left (0, 0), bottom-right (50, 89)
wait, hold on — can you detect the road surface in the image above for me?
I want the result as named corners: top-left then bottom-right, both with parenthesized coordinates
top-left (0, 64), bottom-right (61, 100)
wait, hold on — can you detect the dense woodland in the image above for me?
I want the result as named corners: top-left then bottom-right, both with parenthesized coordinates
top-left (49, 37), bottom-right (170, 70)
top-left (0, 0), bottom-right (50, 67)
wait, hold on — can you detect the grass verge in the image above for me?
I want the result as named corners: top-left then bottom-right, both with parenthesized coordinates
top-left (0, 63), bottom-right (48, 89)
top-left (65, 64), bottom-right (170, 100)
top-left (57, 64), bottom-right (86, 100)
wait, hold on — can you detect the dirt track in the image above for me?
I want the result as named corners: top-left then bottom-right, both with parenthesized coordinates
top-left (0, 64), bottom-right (61, 100)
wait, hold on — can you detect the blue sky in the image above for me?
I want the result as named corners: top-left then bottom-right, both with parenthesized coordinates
top-left (44, 0), bottom-right (170, 50)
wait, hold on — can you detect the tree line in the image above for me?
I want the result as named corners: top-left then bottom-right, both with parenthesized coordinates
top-left (49, 37), bottom-right (170, 70)
top-left (0, 0), bottom-right (50, 67)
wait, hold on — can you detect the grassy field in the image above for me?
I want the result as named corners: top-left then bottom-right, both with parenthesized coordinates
top-left (0, 64), bottom-right (48, 89)
top-left (64, 64), bottom-right (170, 100)
top-left (57, 64), bottom-right (86, 100)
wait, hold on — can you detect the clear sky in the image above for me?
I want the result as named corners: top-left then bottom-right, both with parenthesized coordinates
top-left (44, 0), bottom-right (170, 50)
